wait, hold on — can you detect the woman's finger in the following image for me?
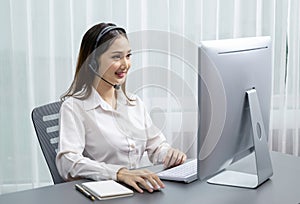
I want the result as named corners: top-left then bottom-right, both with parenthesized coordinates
top-left (163, 149), bottom-right (174, 167)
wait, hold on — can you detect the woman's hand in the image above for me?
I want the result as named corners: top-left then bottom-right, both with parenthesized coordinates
top-left (163, 148), bottom-right (187, 168)
top-left (117, 168), bottom-right (165, 193)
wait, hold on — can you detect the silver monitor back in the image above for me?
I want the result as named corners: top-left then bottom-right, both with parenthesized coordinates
top-left (198, 36), bottom-right (272, 181)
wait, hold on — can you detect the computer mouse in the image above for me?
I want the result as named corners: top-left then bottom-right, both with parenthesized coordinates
top-left (138, 180), bottom-right (161, 192)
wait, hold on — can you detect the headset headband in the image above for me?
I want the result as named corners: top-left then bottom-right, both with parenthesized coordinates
top-left (94, 26), bottom-right (126, 50)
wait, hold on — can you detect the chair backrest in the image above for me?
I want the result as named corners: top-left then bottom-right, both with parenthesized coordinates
top-left (31, 101), bottom-right (65, 184)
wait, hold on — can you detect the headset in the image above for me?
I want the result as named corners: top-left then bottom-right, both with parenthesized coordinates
top-left (88, 25), bottom-right (126, 90)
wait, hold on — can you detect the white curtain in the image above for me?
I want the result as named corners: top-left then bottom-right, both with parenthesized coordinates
top-left (0, 0), bottom-right (299, 194)
top-left (269, 0), bottom-right (300, 156)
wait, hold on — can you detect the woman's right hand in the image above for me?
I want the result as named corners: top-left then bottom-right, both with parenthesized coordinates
top-left (117, 168), bottom-right (165, 193)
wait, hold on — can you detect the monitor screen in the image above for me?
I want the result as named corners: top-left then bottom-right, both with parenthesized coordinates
top-left (198, 36), bottom-right (272, 180)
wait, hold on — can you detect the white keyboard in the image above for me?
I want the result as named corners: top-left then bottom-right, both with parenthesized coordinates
top-left (157, 159), bottom-right (197, 183)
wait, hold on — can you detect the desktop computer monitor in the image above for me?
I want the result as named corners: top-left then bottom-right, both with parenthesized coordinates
top-left (198, 36), bottom-right (273, 188)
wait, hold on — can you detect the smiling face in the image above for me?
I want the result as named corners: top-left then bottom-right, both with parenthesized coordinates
top-left (97, 35), bottom-right (132, 88)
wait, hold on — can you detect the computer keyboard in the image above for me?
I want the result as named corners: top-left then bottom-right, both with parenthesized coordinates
top-left (157, 159), bottom-right (197, 183)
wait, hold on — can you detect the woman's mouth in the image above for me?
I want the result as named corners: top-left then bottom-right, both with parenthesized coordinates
top-left (115, 71), bottom-right (126, 78)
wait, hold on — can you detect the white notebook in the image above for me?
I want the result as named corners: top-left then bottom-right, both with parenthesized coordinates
top-left (81, 180), bottom-right (134, 200)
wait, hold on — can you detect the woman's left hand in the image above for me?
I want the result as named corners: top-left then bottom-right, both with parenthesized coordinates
top-left (163, 148), bottom-right (187, 168)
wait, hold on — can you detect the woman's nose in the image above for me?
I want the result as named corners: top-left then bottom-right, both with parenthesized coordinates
top-left (121, 57), bottom-right (130, 69)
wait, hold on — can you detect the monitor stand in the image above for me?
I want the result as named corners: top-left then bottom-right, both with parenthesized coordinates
top-left (206, 89), bottom-right (273, 188)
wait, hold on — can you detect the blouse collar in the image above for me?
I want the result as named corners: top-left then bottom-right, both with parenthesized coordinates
top-left (83, 87), bottom-right (136, 111)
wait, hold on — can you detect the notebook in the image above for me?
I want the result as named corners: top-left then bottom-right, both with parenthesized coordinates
top-left (81, 180), bottom-right (134, 200)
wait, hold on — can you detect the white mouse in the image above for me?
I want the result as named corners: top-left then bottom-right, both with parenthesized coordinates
top-left (139, 180), bottom-right (161, 191)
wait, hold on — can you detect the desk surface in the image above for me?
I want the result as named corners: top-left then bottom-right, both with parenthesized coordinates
top-left (0, 152), bottom-right (299, 204)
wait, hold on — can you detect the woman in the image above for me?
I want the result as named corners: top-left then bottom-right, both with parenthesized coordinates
top-left (56, 22), bottom-right (186, 193)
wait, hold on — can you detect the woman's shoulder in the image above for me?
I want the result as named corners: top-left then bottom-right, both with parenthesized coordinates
top-left (123, 91), bottom-right (144, 105)
top-left (61, 96), bottom-right (85, 111)
top-left (126, 93), bottom-right (152, 112)
top-left (62, 95), bottom-right (83, 104)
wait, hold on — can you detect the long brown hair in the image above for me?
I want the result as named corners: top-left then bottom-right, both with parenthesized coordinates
top-left (61, 22), bottom-right (131, 101)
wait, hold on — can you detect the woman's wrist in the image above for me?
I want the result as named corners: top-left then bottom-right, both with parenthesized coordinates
top-left (116, 167), bottom-right (128, 181)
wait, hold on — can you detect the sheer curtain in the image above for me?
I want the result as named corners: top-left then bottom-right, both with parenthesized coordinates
top-left (269, 0), bottom-right (300, 156)
top-left (0, 0), bottom-right (299, 194)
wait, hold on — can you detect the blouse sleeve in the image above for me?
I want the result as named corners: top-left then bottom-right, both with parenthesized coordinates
top-left (140, 99), bottom-right (171, 164)
top-left (55, 99), bottom-right (125, 181)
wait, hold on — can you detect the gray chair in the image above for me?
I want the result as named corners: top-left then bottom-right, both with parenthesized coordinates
top-left (31, 101), bottom-right (65, 184)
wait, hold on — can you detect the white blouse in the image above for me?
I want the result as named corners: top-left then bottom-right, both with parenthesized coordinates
top-left (55, 87), bottom-right (170, 181)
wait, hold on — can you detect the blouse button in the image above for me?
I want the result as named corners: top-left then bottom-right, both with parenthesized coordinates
top-left (130, 144), bottom-right (135, 149)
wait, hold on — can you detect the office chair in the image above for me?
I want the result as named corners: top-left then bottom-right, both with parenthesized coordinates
top-left (31, 101), bottom-right (65, 184)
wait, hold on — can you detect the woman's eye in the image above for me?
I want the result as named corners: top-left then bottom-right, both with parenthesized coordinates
top-left (112, 55), bottom-right (121, 60)
top-left (126, 53), bottom-right (132, 59)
